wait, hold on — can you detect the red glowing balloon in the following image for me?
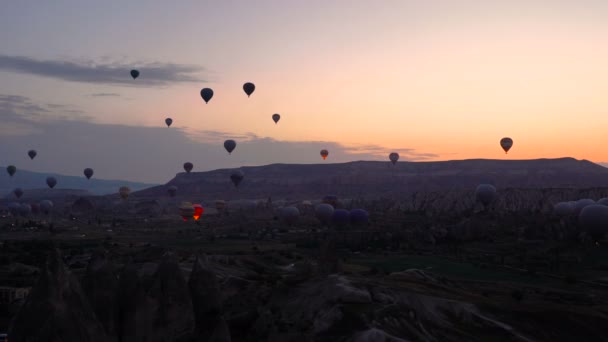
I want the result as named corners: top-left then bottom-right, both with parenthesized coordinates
top-left (193, 204), bottom-right (204, 221)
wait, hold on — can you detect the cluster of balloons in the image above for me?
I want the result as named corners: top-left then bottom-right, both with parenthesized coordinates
top-left (553, 198), bottom-right (608, 240)
top-left (178, 201), bottom-right (205, 221)
top-left (7, 199), bottom-right (54, 217)
top-left (6, 151), bottom-right (96, 200)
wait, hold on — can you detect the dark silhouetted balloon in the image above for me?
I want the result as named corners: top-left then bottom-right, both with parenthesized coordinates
top-left (332, 209), bottom-right (350, 226)
top-left (230, 170), bottom-right (244, 188)
top-left (320, 149), bottom-right (329, 160)
top-left (7, 165), bottom-right (16, 177)
top-left (84, 168), bottom-right (94, 179)
top-left (553, 202), bottom-right (575, 217)
top-left (243, 82), bottom-right (255, 97)
top-left (30, 203), bottom-right (40, 214)
top-left (184, 162), bottom-right (194, 173)
top-left (19, 203), bottom-right (31, 216)
top-left (46, 177), bottom-right (57, 189)
top-left (224, 140), bottom-right (236, 154)
top-left (40, 200), bottom-right (53, 214)
top-left (579, 205), bottom-right (608, 240)
top-left (167, 185), bottom-right (177, 197)
top-left (500, 137), bottom-right (513, 154)
top-left (280, 206), bottom-right (300, 225)
top-left (215, 200), bottom-right (226, 211)
top-left (350, 209), bottom-right (369, 225)
top-left (322, 195), bottom-right (338, 208)
top-left (8, 203), bottom-right (20, 216)
top-left (389, 152), bottom-right (399, 165)
top-left (315, 203), bottom-right (334, 224)
top-left (475, 184), bottom-right (497, 206)
top-left (574, 199), bottom-right (595, 215)
top-left (13, 188), bottom-right (23, 199)
top-left (200, 88), bottom-right (214, 104)
top-left (119, 186), bottom-right (130, 200)
top-left (165, 118), bottom-right (173, 127)
top-left (272, 113), bottom-right (280, 124)
top-left (28, 150), bottom-right (37, 160)
top-left (130, 70), bottom-right (139, 79)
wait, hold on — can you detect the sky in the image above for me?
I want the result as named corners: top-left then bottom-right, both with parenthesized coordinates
top-left (1, 0), bottom-right (608, 183)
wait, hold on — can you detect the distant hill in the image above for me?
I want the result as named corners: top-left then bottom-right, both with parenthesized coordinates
top-left (1, 167), bottom-right (157, 198)
top-left (133, 157), bottom-right (608, 200)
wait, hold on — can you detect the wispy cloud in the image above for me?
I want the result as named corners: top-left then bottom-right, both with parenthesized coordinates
top-left (0, 55), bottom-right (206, 86)
top-left (0, 94), bottom-right (90, 129)
top-left (0, 94), bottom-right (443, 183)
top-left (90, 93), bottom-right (121, 97)
top-left (342, 144), bottom-right (440, 160)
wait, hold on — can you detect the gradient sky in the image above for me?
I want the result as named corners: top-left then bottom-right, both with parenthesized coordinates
top-left (1, 0), bottom-right (607, 183)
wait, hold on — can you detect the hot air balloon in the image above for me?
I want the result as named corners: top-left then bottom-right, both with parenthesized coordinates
top-left (279, 206), bottom-right (300, 225)
top-left (224, 140), bottom-right (236, 154)
top-left (8, 203), bottom-right (20, 216)
top-left (500, 137), bottom-right (513, 154)
top-left (315, 203), bottom-right (334, 224)
top-left (230, 171), bottom-right (244, 188)
top-left (322, 195), bottom-right (339, 208)
top-left (165, 118), bottom-right (173, 127)
top-left (30, 203), bottom-right (40, 215)
top-left (553, 202), bottom-right (575, 217)
top-left (243, 82), bottom-right (255, 97)
top-left (13, 188), bottom-right (23, 199)
top-left (475, 184), bottom-right (497, 207)
top-left (332, 209), bottom-right (351, 227)
top-left (579, 205), bottom-right (608, 240)
top-left (19, 204), bottom-right (31, 217)
top-left (84, 168), bottom-right (94, 179)
top-left (200, 88), bottom-right (214, 104)
top-left (119, 186), bottom-right (131, 200)
top-left (130, 69), bottom-right (140, 79)
top-left (167, 185), bottom-right (177, 197)
top-left (215, 200), bottom-right (226, 211)
top-left (184, 162), bottom-right (194, 173)
top-left (574, 199), bottom-right (595, 216)
top-left (320, 149), bottom-right (329, 160)
top-left (272, 113), bottom-right (280, 124)
top-left (389, 152), bottom-right (399, 165)
top-left (350, 209), bottom-right (369, 225)
top-left (193, 204), bottom-right (204, 221)
top-left (40, 200), bottom-right (54, 214)
top-left (7, 165), bottom-right (16, 177)
top-left (46, 177), bottom-right (57, 189)
top-left (179, 202), bottom-right (195, 221)
top-left (28, 150), bottom-right (37, 160)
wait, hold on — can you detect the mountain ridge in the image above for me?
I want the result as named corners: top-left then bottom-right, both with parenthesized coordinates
top-left (133, 157), bottom-right (608, 200)
top-left (1, 166), bottom-right (158, 196)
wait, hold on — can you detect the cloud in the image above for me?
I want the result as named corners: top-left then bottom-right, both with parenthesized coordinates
top-left (90, 93), bottom-right (121, 97)
top-left (0, 55), bottom-right (206, 86)
top-left (0, 94), bottom-right (442, 183)
top-left (0, 94), bottom-right (90, 130)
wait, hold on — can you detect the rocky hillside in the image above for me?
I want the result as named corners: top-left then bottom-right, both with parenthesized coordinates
top-left (8, 248), bottom-right (608, 341)
top-left (133, 158), bottom-right (608, 201)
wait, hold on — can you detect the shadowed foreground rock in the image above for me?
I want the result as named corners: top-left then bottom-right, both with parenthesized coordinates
top-left (116, 253), bottom-right (195, 342)
top-left (189, 255), bottom-right (231, 342)
top-left (82, 249), bottom-right (119, 335)
top-left (8, 249), bottom-right (109, 342)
